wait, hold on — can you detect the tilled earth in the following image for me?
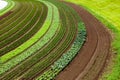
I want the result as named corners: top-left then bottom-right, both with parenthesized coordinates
top-left (56, 2), bottom-right (111, 80)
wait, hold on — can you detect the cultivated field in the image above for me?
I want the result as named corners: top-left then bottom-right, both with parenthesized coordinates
top-left (0, 0), bottom-right (119, 80)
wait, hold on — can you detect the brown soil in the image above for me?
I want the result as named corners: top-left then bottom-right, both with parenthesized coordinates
top-left (56, 2), bottom-right (111, 80)
top-left (0, 11), bottom-right (12, 20)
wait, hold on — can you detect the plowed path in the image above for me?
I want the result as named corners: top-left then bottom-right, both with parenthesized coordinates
top-left (56, 2), bottom-right (111, 80)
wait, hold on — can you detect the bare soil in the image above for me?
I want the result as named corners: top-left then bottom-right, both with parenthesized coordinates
top-left (56, 2), bottom-right (111, 80)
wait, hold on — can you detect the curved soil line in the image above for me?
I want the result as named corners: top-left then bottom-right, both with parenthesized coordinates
top-left (56, 2), bottom-right (111, 80)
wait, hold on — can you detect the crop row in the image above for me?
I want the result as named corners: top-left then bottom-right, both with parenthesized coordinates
top-left (0, 2), bottom-right (35, 52)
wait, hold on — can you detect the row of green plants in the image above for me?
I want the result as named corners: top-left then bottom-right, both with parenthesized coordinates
top-left (0, 0), bottom-right (59, 77)
top-left (0, 1), bottom-right (50, 63)
top-left (0, 2), bottom-right (38, 54)
top-left (36, 1), bottom-right (86, 80)
top-left (0, 0), bottom-right (15, 16)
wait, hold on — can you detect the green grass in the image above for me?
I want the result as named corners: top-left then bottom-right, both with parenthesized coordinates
top-left (65, 0), bottom-right (120, 80)
top-left (65, 0), bottom-right (120, 30)
top-left (0, 0), bottom-right (15, 16)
